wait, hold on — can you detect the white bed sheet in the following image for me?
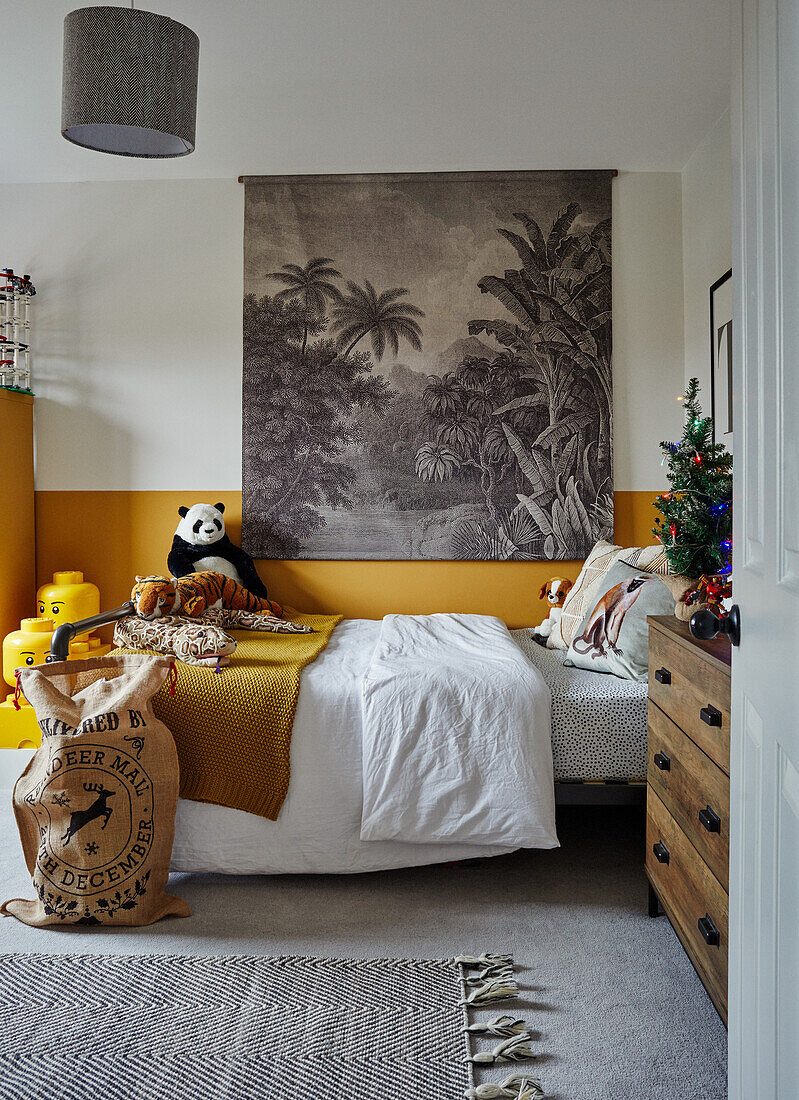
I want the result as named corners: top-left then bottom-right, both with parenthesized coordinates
top-left (511, 630), bottom-right (648, 781)
top-left (171, 619), bottom-right (524, 875)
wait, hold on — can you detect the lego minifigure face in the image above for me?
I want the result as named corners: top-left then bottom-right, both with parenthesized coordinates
top-left (2, 632), bottom-right (52, 688)
top-left (37, 573), bottom-right (99, 630)
top-left (39, 599), bottom-right (65, 618)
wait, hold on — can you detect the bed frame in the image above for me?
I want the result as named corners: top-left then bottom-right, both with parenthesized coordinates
top-left (555, 779), bottom-right (645, 806)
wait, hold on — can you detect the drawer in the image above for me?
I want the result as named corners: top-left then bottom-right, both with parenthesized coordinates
top-left (647, 703), bottom-right (729, 889)
top-left (646, 788), bottom-right (728, 1020)
top-left (649, 628), bottom-right (730, 774)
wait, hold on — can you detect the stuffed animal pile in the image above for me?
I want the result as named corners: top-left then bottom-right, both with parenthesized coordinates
top-left (121, 503), bottom-right (301, 666)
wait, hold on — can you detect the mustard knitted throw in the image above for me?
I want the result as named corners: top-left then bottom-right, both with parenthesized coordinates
top-left (114, 609), bottom-right (342, 819)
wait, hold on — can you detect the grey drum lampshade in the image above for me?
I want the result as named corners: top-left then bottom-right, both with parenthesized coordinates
top-left (61, 6), bottom-right (199, 157)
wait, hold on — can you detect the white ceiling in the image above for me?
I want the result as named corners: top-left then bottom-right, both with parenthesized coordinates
top-left (1, 0), bottom-right (730, 183)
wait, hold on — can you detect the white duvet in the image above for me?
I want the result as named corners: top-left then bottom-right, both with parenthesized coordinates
top-left (171, 616), bottom-right (557, 875)
top-left (361, 614), bottom-right (557, 849)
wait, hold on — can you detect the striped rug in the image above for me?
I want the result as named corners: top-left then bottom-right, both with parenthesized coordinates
top-left (0, 952), bottom-right (472, 1100)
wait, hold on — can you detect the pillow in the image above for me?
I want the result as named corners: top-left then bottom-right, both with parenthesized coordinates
top-left (547, 541), bottom-right (622, 650)
top-left (617, 545), bottom-right (673, 575)
top-left (618, 546), bottom-right (700, 618)
top-left (565, 560), bottom-right (676, 681)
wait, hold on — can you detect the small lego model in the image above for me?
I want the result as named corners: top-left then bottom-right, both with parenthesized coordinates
top-left (0, 268), bottom-right (35, 393)
top-left (2, 617), bottom-right (54, 686)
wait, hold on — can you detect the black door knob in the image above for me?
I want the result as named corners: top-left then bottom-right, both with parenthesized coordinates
top-left (690, 604), bottom-right (741, 647)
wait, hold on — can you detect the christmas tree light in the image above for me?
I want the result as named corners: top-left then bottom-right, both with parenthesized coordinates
top-left (652, 378), bottom-right (733, 578)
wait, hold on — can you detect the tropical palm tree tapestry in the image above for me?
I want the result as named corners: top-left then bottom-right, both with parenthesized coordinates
top-left (242, 171), bottom-right (613, 560)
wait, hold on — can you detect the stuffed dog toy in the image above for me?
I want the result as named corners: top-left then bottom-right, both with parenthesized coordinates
top-left (571, 574), bottom-right (652, 659)
top-left (534, 576), bottom-right (574, 639)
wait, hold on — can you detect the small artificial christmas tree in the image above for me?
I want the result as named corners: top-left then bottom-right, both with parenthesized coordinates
top-left (652, 377), bottom-right (733, 579)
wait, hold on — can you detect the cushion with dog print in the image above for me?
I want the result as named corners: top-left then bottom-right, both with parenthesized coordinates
top-left (564, 560), bottom-right (676, 681)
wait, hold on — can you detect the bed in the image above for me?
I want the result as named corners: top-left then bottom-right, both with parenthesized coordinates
top-left (168, 617), bottom-right (647, 875)
top-left (511, 630), bottom-right (648, 784)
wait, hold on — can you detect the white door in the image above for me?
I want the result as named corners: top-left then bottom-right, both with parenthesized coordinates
top-left (729, 0), bottom-right (799, 1095)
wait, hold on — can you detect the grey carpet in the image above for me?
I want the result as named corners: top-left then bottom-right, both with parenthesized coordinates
top-left (0, 952), bottom-right (473, 1100)
top-left (0, 798), bottom-right (727, 1100)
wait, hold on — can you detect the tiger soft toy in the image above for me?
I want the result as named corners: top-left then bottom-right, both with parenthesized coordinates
top-left (131, 572), bottom-right (281, 620)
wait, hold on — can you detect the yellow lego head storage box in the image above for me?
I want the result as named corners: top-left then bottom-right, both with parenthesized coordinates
top-left (3, 617), bottom-right (54, 688)
top-left (37, 571), bottom-right (99, 636)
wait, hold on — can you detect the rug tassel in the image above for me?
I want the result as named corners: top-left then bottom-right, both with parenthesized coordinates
top-left (469, 1032), bottom-right (536, 1065)
top-left (456, 952), bottom-right (514, 970)
top-left (465, 1014), bottom-right (527, 1038)
top-left (464, 963), bottom-right (515, 986)
top-left (464, 1073), bottom-right (545, 1099)
top-left (461, 975), bottom-right (519, 1006)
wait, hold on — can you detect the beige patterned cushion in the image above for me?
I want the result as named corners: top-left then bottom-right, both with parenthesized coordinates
top-left (617, 545), bottom-right (673, 575)
top-left (547, 541), bottom-right (623, 650)
top-left (546, 540), bottom-right (698, 649)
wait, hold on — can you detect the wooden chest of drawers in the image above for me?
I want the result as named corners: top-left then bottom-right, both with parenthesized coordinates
top-left (645, 614), bottom-right (731, 1023)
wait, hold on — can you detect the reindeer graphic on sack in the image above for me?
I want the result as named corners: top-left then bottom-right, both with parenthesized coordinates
top-left (1, 655), bottom-right (190, 927)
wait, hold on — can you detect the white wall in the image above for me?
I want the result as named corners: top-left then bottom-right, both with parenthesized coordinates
top-left (681, 111), bottom-right (732, 402)
top-left (3, 179), bottom-right (243, 491)
top-left (2, 174), bottom-right (685, 492)
top-left (612, 172), bottom-right (685, 488)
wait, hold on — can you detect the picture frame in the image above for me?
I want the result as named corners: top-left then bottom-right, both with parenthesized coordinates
top-left (709, 268), bottom-right (733, 454)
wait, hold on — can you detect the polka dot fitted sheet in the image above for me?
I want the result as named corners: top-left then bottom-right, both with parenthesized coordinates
top-left (511, 629), bottom-right (648, 782)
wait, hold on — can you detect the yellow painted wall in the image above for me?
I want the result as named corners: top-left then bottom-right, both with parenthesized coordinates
top-left (33, 489), bottom-right (661, 629)
top-left (1, 391), bottom-right (35, 640)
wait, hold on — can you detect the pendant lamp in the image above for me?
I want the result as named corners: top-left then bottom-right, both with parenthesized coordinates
top-left (61, 4), bottom-right (199, 158)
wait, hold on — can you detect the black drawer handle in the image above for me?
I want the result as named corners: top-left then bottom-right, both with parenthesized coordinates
top-left (700, 705), bottom-right (723, 727)
top-left (699, 805), bottom-right (721, 833)
top-left (653, 751), bottom-right (671, 771)
top-left (652, 841), bottom-right (670, 864)
top-left (654, 667), bottom-right (672, 685)
top-left (698, 914), bottom-right (720, 946)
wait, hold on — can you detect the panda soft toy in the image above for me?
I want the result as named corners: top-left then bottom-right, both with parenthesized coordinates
top-left (167, 502), bottom-right (273, 604)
